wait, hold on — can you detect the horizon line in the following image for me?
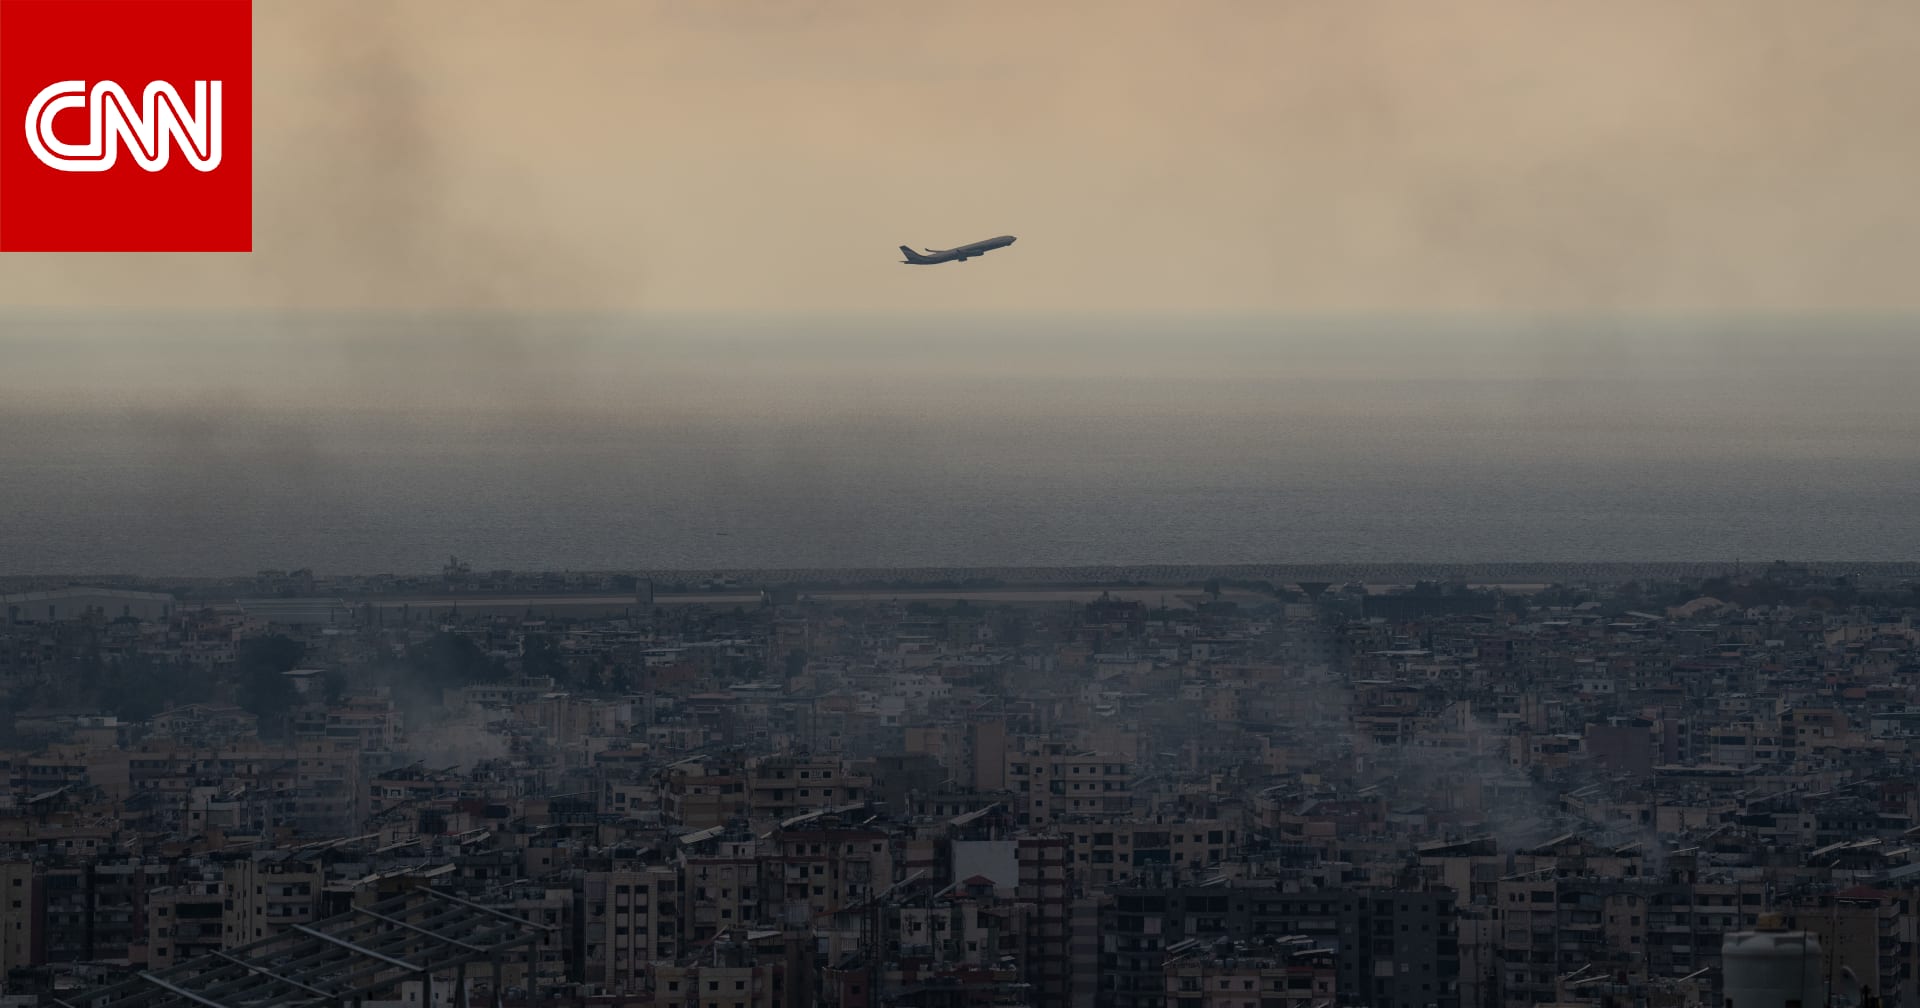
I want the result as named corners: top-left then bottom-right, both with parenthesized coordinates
top-left (5, 560), bottom-right (1914, 584)
top-left (2, 307), bottom-right (1919, 326)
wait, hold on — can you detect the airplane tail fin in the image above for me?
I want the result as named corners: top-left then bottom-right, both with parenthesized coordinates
top-left (899, 245), bottom-right (934, 264)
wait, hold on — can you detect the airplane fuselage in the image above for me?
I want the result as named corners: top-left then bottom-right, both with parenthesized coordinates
top-left (899, 235), bottom-right (1016, 264)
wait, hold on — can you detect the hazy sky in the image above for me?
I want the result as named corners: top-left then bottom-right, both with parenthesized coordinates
top-left (3, 0), bottom-right (1920, 317)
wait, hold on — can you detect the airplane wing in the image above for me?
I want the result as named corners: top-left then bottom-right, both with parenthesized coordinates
top-left (924, 247), bottom-right (952, 254)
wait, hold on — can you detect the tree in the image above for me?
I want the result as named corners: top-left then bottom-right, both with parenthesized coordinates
top-left (232, 636), bottom-right (306, 732)
top-left (235, 635), bottom-right (305, 678)
top-left (377, 632), bottom-right (505, 725)
top-left (520, 633), bottom-right (568, 685)
top-left (237, 665), bottom-right (298, 728)
top-left (104, 653), bottom-right (208, 722)
top-left (404, 632), bottom-right (500, 689)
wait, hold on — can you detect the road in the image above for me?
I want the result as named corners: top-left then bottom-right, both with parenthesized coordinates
top-left (358, 586), bottom-right (1250, 614)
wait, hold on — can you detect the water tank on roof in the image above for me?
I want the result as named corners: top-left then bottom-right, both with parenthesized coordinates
top-left (1723, 915), bottom-right (1827, 1008)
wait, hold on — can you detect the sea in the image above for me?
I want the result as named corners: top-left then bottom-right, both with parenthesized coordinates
top-left (2, 313), bottom-right (1917, 577)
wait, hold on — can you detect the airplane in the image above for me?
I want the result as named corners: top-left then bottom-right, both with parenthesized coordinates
top-left (898, 235), bottom-right (1017, 264)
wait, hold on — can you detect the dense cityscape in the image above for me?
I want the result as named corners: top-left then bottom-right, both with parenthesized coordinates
top-left (3, 4), bottom-right (1914, 1008)
top-left (0, 563), bottom-right (1914, 1008)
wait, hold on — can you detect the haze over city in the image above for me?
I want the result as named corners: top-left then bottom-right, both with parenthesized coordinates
top-left (3, 0), bottom-right (1920, 317)
top-left (5, 1), bottom-right (1920, 574)
top-left (6, 6), bottom-right (1920, 1008)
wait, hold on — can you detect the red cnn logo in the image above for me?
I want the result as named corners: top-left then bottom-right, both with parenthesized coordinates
top-left (0, 0), bottom-right (251, 252)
